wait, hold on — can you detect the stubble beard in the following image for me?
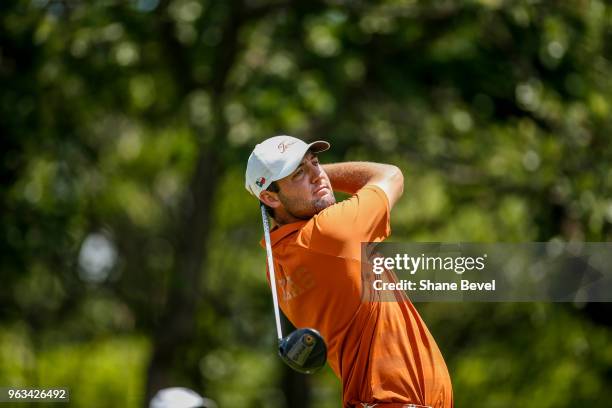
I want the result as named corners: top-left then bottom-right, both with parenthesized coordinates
top-left (280, 191), bottom-right (336, 220)
top-left (312, 194), bottom-right (336, 213)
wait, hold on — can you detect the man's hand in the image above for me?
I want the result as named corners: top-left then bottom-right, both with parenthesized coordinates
top-left (322, 162), bottom-right (404, 209)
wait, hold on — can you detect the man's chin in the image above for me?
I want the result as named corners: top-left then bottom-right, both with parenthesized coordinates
top-left (313, 195), bottom-right (336, 213)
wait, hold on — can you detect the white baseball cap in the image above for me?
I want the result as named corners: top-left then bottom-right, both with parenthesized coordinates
top-left (245, 135), bottom-right (330, 198)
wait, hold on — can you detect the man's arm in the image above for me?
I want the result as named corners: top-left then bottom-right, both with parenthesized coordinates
top-left (322, 162), bottom-right (404, 209)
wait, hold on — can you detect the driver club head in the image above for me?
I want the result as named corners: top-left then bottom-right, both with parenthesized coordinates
top-left (278, 328), bottom-right (327, 374)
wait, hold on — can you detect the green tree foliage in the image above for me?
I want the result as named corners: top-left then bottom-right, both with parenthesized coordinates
top-left (1, 0), bottom-right (611, 407)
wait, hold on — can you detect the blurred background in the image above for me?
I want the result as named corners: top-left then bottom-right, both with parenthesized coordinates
top-left (1, 0), bottom-right (612, 406)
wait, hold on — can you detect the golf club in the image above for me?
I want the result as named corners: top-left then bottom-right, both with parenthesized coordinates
top-left (260, 203), bottom-right (327, 374)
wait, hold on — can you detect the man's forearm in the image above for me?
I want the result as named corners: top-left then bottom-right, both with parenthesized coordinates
top-left (323, 162), bottom-right (399, 194)
top-left (323, 161), bottom-right (404, 208)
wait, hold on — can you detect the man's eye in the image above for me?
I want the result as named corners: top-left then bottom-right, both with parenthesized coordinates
top-left (312, 160), bottom-right (319, 166)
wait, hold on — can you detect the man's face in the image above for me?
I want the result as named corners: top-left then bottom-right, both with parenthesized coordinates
top-left (275, 152), bottom-right (336, 220)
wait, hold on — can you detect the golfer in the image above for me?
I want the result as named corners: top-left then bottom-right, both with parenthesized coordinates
top-left (245, 136), bottom-right (453, 408)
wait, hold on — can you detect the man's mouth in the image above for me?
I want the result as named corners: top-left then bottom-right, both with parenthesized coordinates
top-left (313, 186), bottom-right (329, 195)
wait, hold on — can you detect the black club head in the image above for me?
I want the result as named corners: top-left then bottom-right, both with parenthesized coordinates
top-left (278, 328), bottom-right (327, 374)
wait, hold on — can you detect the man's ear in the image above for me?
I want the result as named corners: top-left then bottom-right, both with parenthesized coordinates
top-left (259, 190), bottom-right (281, 208)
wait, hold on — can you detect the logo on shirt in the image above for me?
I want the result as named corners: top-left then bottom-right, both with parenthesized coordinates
top-left (255, 176), bottom-right (266, 187)
top-left (278, 140), bottom-right (297, 153)
top-left (279, 266), bottom-right (315, 301)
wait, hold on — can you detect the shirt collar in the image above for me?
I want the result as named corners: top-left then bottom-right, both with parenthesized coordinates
top-left (259, 220), bottom-right (307, 248)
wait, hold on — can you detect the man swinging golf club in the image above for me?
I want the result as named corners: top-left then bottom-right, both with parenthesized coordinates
top-left (245, 136), bottom-right (453, 408)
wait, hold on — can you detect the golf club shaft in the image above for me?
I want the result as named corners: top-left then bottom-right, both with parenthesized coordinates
top-left (261, 204), bottom-right (283, 341)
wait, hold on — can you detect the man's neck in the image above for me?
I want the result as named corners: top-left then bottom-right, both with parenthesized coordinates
top-left (273, 210), bottom-right (308, 226)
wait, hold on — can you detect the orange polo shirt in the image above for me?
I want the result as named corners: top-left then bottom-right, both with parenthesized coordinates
top-left (261, 185), bottom-right (453, 408)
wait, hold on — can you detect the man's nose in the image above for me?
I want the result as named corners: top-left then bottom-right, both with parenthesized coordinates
top-left (308, 163), bottom-right (323, 183)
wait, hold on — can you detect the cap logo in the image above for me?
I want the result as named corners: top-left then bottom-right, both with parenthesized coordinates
top-left (255, 176), bottom-right (266, 187)
top-left (278, 140), bottom-right (297, 153)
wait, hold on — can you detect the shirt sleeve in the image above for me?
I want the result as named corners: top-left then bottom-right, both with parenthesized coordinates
top-left (302, 185), bottom-right (391, 256)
